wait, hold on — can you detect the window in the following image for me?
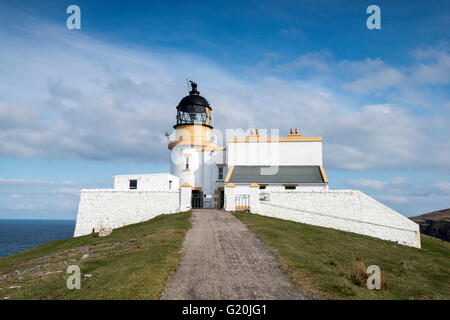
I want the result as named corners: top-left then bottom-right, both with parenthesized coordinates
top-left (129, 179), bottom-right (137, 190)
top-left (218, 167), bottom-right (224, 180)
top-left (169, 180), bottom-right (172, 190)
top-left (284, 185), bottom-right (296, 190)
top-left (185, 157), bottom-right (189, 170)
top-left (259, 185), bottom-right (266, 190)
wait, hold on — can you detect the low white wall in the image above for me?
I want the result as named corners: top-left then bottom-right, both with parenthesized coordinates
top-left (254, 190), bottom-right (421, 248)
top-left (73, 189), bottom-right (180, 237)
top-left (113, 173), bottom-right (179, 191)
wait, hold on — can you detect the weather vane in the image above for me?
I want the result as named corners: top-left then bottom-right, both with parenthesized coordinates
top-left (189, 80), bottom-right (199, 95)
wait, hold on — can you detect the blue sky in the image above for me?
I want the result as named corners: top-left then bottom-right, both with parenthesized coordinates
top-left (0, 0), bottom-right (449, 219)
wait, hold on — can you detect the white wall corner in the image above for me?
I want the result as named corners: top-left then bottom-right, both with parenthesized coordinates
top-left (224, 185), bottom-right (236, 211)
top-left (180, 185), bottom-right (192, 212)
top-left (249, 186), bottom-right (260, 213)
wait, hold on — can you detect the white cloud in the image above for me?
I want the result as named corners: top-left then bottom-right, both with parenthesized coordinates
top-left (345, 177), bottom-right (449, 216)
top-left (340, 45), bottom-right (450, 105)
top-left (346, 176), bottom-right (407, 191)
top-left (0, 13), bottom-right (448, 174)
top-left (343, 68), bottom-right (403, 94)
top-left (346, 178), bottom-right (386, 190)
top-left (434, 181), bottom-right (450, 194)
top-left (0, 178), bottom-right (77, 186)
top-left (410, 46), bottom-right (450, 85)
top-left (49, 188), bottom-right (81, 196)
top-left (275, 50), bottom-right (332, 72)
top-left (280, 27), bottom-right (305, 39)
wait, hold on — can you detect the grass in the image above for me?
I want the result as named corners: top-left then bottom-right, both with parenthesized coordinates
top-left (233, 211), bottom-right (450, 300)
top-left (0, 211), bottom-right (192, 300)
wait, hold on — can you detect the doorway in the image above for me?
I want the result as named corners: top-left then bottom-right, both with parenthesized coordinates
top-left (191, 190), bottom-right (203, 208)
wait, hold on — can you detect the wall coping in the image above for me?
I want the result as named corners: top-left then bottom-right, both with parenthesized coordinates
top-left (259, 202), bottom-right (418, 233)
top-left (81, 189), bottom-right (180, 193)
top-left (265, 189), bottom-right (358, 194)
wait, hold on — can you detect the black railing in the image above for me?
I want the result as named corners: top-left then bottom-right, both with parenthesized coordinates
top-left (175, 110), bottom-right (212, 127)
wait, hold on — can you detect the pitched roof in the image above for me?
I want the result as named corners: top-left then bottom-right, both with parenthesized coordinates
top-left (227, 165), bottom-right (326, 184)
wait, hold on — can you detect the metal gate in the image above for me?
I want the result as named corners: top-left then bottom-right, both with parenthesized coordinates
top-left (191, 191), bottom-right (203, 208)
top-left (220, 190), bottom-right (224, 208)
top-left (235, 194), bottom-right (249, 210)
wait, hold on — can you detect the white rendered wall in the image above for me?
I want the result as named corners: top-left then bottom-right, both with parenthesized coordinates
top-left (252, 190), bottom-right (421, 248)
top-left (227, 141), bottom-right (323, 166)
top-left (170, 145), bottom-right (202, 188)
top-left (114, 173), bottom-right (179, 191)
top-left (73, 189), bottom-right (180, 237)
top-left (171, 145), bottom-right (226, 208)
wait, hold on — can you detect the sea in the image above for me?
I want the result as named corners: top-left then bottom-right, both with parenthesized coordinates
top-left (0, 220), bottom-right (76, 258)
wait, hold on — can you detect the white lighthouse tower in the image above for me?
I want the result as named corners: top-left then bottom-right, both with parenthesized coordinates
top-left (168, 81), bottom-right (226, 208)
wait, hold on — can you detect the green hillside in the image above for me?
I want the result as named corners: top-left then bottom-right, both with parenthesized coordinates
top-left (233, 211), bottom-right (450, 300)
top-left (1, 209), bottom-right (449, 300)
top-left (0, 211), bottom-right (192, 300)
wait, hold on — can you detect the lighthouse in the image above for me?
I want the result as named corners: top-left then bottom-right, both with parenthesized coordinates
top-left (73, 81), bottom-right (421, 249)
top-left (168, 81), bottom-right (227, 208)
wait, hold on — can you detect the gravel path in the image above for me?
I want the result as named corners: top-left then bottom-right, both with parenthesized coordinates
top-left (161, 209), bottom-right (312, 300)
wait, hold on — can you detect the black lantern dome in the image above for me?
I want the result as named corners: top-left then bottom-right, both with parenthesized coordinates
top-left (174, 81), bottom-right (213, 129)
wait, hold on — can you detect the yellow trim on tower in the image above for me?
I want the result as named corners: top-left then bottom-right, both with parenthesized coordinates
top-left (319, 165), bottom-right (328, 183)
top-left (168, 140), bottom-right (213, 150)
top-left (224, 165), bottom-right (234, 183)
top-left (196, 144), bottom-right (227, 151)
top-left (168, 124), bottom-right (213, 150)
top-left (192, 187), bottom-right (202, 191)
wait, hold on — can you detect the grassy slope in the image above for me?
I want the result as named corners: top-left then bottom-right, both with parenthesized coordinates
top-left (411, 208), bottom-right (450, 222)
top-left (233, 211), bottom-right (450, 300)
top-left (0, 211), bottom-right (192, 300)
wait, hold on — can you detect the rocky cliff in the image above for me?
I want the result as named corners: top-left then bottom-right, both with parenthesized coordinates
top-left (410, 208), bottom-right (450, 242)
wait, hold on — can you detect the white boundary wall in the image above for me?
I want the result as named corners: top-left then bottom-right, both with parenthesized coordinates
top-left (252, 190), bottom-right (421, 248)
top-left (74, 189), bottom-right (180, 237)
top-left (113, 173), bottom-right (179, 191)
